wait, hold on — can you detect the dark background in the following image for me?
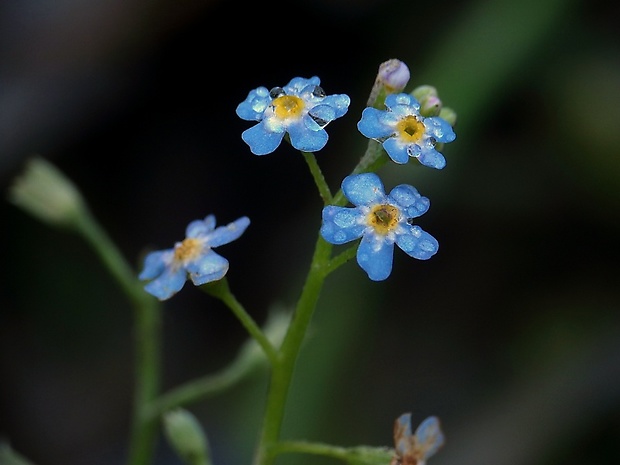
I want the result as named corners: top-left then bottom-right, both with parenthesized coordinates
top-left (1, 0), bottom-right (619, 464)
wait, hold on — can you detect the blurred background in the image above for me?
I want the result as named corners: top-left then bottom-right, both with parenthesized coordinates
top-left (1, 0), bottom-right (619, 464)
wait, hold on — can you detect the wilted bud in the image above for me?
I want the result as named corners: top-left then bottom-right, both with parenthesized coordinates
top-left (8, 157), bottom-right (86, 228)
top-left (412, 85), bottom-right (442, 117)
top-left (163, 408), bottom-right (211, 465)
top-left (439, 107), bottom-right (457, 127)
top-left (368, 59), bottom-right (411, 107)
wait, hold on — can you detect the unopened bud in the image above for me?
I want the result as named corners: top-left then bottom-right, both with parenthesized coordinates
top-left (412, 85), bottom-right (442, 117)
top-left (439, 107), bottom-right (457, 127)
top-left (368, 59), bottom-right (410, 107)
top-left (8, 157), bottom-right (85, 229)
top-left (163, 408), bottom-right (211, 465)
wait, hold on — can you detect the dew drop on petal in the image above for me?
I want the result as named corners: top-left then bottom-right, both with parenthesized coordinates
top-left (269, 87), bottom-right (285, 99)
top-left (309, 114), bottom-right (329, 128)
top-left (312, 85), bottom-right (326, 98)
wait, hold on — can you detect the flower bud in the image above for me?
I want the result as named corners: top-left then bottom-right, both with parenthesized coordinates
top-left (377, 59), bottom-right (410, 93)
top-left (368, 59), bottom-right (410, 107)
top-left (8, 157), bottom-right (86, 229)
top-left (412, 85), bottom-right (442, 117)
top-left (439, 107), bottom-right (457, 127)
top-left (163, 408), bottom-right (211, 465)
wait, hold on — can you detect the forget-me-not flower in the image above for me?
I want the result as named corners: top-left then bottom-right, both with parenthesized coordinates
top-left (236, 76), bottom-right (350, 155)
top-left (320, 173), bottom-right (438, 281)
top-left (357, 93), bottom-right (456, 169)
top-left (391, 413), bottom-right (445, 465)
top-left (139, 215), bottom-right (250, 300)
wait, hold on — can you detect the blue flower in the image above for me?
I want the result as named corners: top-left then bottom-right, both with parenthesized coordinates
top-left (357, 93), bottom-right (456, 169)
top-left (392, 413), bottom-right (445, 465)
top-left (320, 173), bottom-right (438, 281)
top-left (236, 76), bottom-right (350, 155)
top-left (139, 215), bottom-right (250, 300)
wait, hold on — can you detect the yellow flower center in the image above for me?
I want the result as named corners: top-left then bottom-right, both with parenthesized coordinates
top-left (367, 204), bottom-right (400, 235)
top-left (396, 115), bottom-right (425, 143)
top-left (174, 238), bottom-right (203, 262)
top-left (272, 95), bottom-right (304, 120)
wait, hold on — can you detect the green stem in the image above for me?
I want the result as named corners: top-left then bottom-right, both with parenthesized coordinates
top-left (270, 441), bottom-right (394, 464)
top-left (204, 279), bottom-right (278, 365)
top-left (74, 211), bottom-right (161, 465)
top-left (326, 244), bottom-right (358, 275)
top-left (271, 441), bottom-right (350, 462)
top-left (253, 234), bottom-right (333, 465)
top-left (302, 151), bottom-right (333, 205)
top-left (147, 352), bottom-right (257, 419)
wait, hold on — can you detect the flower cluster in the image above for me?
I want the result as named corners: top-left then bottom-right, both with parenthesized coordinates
top-left (138, 61), bottom-right (456, 299)
top-left (9, 58), bottom-right (455, 465)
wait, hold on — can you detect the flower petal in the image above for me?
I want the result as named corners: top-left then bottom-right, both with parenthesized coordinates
top-left (394, 413), bottom-right (413, 457)
top-left (342, 172), bottom-right (386, 206)
top-left (357, 107), bottom-right (394, 139)
top-left (385, 93), bottom-right (420, 110)
top-left (389, 185), bottom-right (430, 218)
top-left (320, 206), bottom-right (365, 244)
top-left (242, 123), bottom-right (285, 156)
top-left (236, 86), bottom-right (271, 121)
top-left (320, 94), bottom-right (351, 118)
top-left (186, 251), bottom-right (229, 285)
top-left (186, 215), bottom-right (216, 238)
top-left (288, 121), bottom-right (328, 152)
top-left (144, 266), bottom-right (187, 300)
top-left (396, 225), bottom-right (439, 260)
top-left (383, 137), bottom-right (409, 164)
top-left (414, 146), bottom-right (446, 170)
top-left (139, 250), bottom-right (171, 280)
top-left (206, 216), bottom-right (251, 247)
top-left (424, 117), bottom-right (456, 143)
top-left (357, 233), bottom-right (394, 281)
top-left (414, 416), bottom-right (445, 460)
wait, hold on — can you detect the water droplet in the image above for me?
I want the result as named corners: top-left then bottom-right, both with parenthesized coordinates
top-left (309, 114), bottom-right (328, 128)
top-left (312, 85), bottom-right (326, 98)
top-left (269, 87), bottom-right (285, 99)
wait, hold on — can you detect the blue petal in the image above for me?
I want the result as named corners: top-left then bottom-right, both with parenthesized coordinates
top-left (321, 94), bottom-right (350, 118)
top-left (288, 121), bottom-right (328, 152)
top-left (385, 93), bottom-right (420, 111)
top-left (357, 107), bottom-right (394, 139)
top-left (394, 413), bottom-right (413, 456)
top-left (342, 173), bottom-right (386, 206)
top-left (186, 251), bottom-right (229, 285)
top-left (424, 117), bottom-right (456, 143)
top-left (308, 104), bottom-right (336, 125)
top-left (285, 76), bottom-right (320, 94)
top-left (383, 137), bottom-right (409, 164)
top-left (389, 185), bottom-right (430, 218)
top-left (144, 266), bottom-right (187, 300)
top-left (396, 225), bottom-right (439, 260)
top-left (139, 250), bottom-right (170, 280)
top-left (357, 233), bottom-right (394, 281)
top-left (415, 146), bottom-right (446, 170)
top-left (206, 216), bottom-right (250, 247)
top-left (186, 215), bottom-right (216, 238)
top-left (320, 206), bottom-right (365, 244)
top-left (236, 86), bottom-right (271, 121)
top-left (242, 123), bottom-right (285, 155)
top-left (414, 416), bottom-right (445, 460)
